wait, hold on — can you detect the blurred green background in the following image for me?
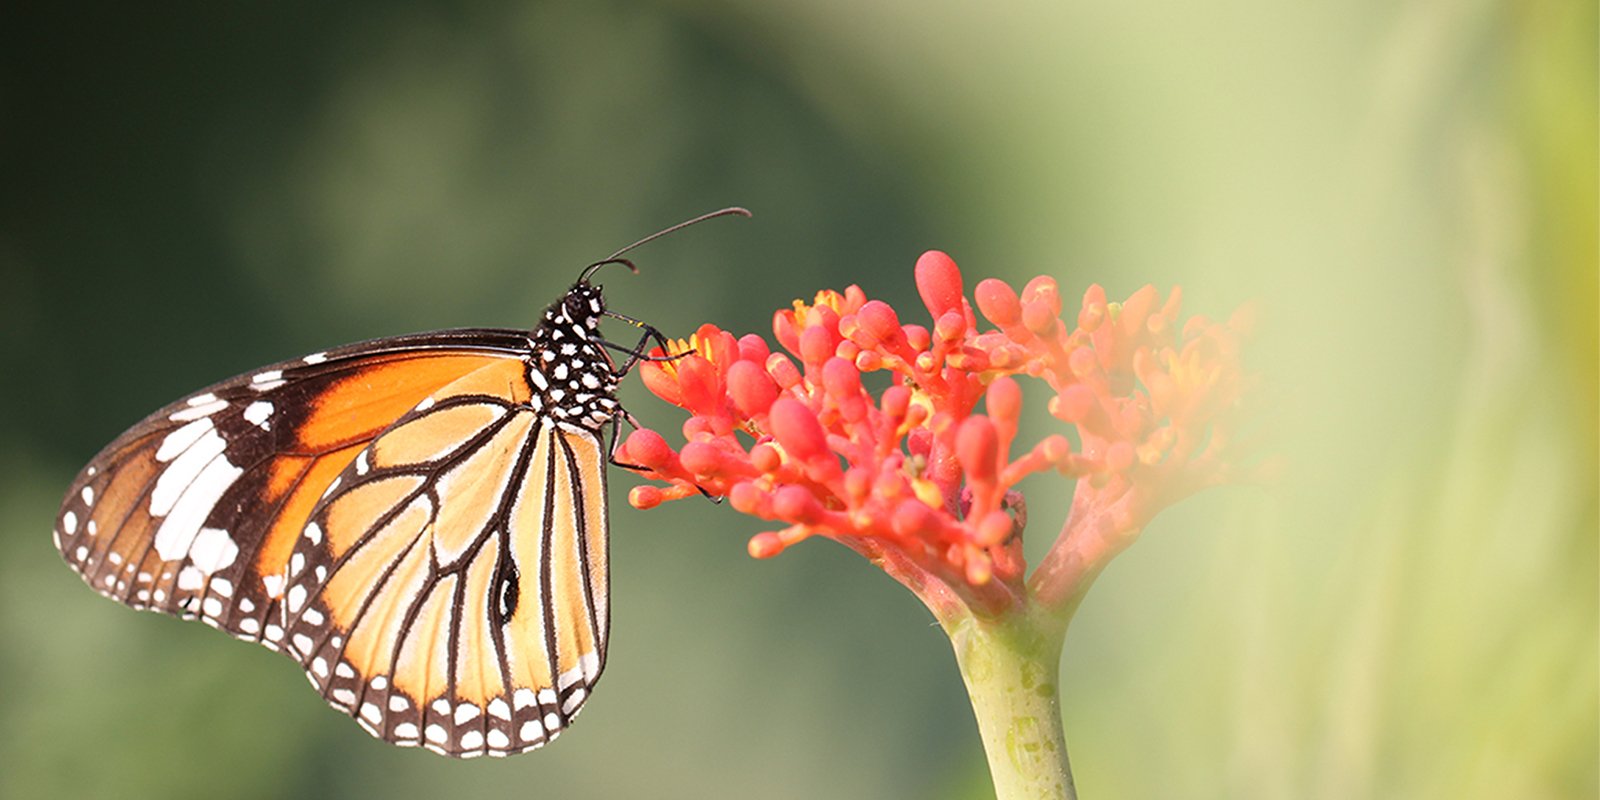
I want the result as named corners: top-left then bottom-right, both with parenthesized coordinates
top-left (2, 1), bottom-right (1594, 797)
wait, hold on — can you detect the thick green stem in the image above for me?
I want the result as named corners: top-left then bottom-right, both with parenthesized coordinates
top-left (944, 611), bottom-right (1076, 800)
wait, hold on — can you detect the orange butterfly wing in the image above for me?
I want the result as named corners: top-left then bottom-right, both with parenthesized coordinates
top-left (54, 329), bottom-right (532, 645)
top-left (278, 363), bottom-right (611, 756)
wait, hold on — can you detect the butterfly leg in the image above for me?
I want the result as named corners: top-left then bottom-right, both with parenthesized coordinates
top-left (605, 409), bottom-right (649, 471)
top-left (597, 312), bottom-right (679, 377)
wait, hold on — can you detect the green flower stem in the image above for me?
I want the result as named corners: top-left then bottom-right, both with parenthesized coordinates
top-left (943, 610), bottom-right (1076, 800)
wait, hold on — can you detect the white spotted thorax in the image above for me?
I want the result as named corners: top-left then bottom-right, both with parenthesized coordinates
top-left (527, 281), bottom-right (622, 430)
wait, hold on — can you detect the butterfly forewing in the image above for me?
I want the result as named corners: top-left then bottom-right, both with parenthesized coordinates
top-left (52, 331), bottom-right (531, 652)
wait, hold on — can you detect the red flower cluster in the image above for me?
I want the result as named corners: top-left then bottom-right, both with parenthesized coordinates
top-left (618, 251), bottom-right (1251, 617)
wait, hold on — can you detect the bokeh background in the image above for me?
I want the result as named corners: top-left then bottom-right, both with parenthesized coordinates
top-left (2, 1), bottom-right (1594, 798)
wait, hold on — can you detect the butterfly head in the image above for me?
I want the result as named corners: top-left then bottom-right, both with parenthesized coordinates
top-left (559, 281), bottom-right (606, 333)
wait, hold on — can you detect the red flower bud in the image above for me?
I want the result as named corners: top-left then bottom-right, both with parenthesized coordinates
top-left (769, 398), bottom-right (829, 464)
top-left (975, 278), bottom-right (1021, 328)
top-left (956, 416), bottom-right (999, 484)
top-left (977, 510), bottom-right (1013, 546)
top-left (822, 357), bottom-right (862, 401)
top-left (680, 441), bottom-right (730, 476)
top-left (856, 300), bottom-right (903, 345)
top-left (728, 481), bottom-right (766, 515)
top-left (935, 311), bottom-right (967, 343)
top-left (629, 486), bottom-right (663, 509)
top-left (904, 324), bottom-right (931, 352)
top-left (766, 353), bottom-right (802, 390)
top-left (748, 532), bottom-right (784, 558)
top-left (893, 498), bottom-right (936, 537)
top-left (623, 428), bottom-right (673, 471)
top-left (800, 325), bottom-right (835, 367)
top-left (738, 333), bottom-right (771, 363)
top-left (750, 442), bottom-right (782, 473)
top-left (915, 250), bottom-right (964, 320)
top-left (773, 485), bottom-right (822, 523)
top-left (726, 360), bottom-right (778, 416)
top-left (985, 377), bottom-right (1021, 427)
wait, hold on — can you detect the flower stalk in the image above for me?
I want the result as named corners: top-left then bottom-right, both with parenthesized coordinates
top-left (619, 251), bottom-right (1254, 798)
top-left (946, 609), bottom-right (1075, 800)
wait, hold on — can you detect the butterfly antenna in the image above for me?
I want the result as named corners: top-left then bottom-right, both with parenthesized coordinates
top-left (578, 207), bottom-right (751, 284)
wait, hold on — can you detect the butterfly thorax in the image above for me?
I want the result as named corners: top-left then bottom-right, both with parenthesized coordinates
top-left (526, 282), bottom-right (620, 430)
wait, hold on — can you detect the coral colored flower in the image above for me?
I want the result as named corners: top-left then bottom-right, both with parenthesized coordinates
top-left (619, 250), bottom-right (1253, 618)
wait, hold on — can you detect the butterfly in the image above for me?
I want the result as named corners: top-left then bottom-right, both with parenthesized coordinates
top-left (52, 207), bottom-right (749, 758)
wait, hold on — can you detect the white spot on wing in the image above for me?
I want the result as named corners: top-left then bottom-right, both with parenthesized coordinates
top-left (561, 688), bottom-right (587, 714)
top-left (513, 688), bottom-right (537, 709)
top-left (189, 528), bottom-right (239, 573)
top-left (243, 401), bottom-right (273, 430)
top-left (488, 698), bottom-right (510, 720)
top-left (303, 352), bottom-right (328, 364)
top-left (156, 417), bottom-right (214, 462)
top-left (63, 511), bottom-right (78, 535)
top-left (177, 566), bottom-right (204, 590)
top-left (150, 427), bottom-right (239, 555)
top-left (170, 399), bottom-right (227, 422)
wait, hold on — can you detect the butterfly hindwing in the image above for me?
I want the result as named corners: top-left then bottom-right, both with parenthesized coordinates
top-left (279, 359), bottom-right (610, 757)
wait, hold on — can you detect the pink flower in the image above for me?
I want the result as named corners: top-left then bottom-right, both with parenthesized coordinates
top-left (619, 251), bottom-right (1253, 619)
